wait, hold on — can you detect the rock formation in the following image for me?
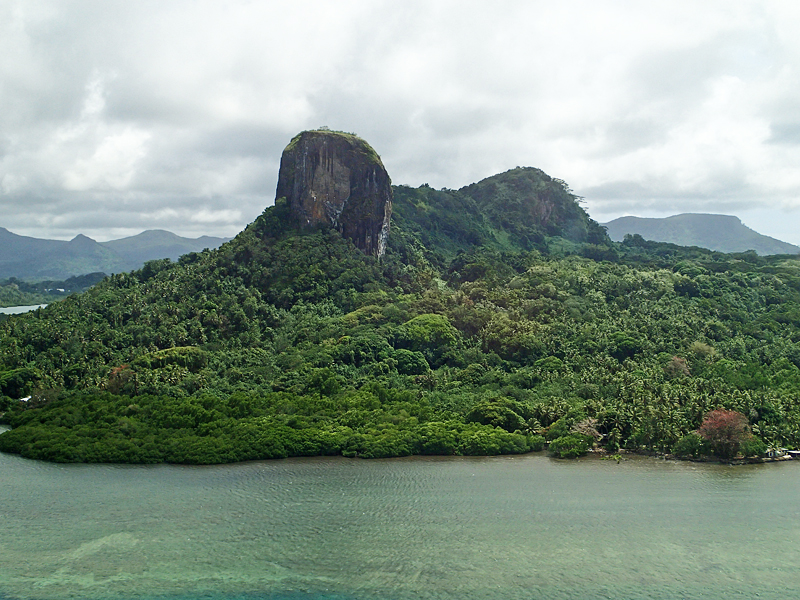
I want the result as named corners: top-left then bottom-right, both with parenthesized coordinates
top-left (275, 130), bottom-right (392, 257)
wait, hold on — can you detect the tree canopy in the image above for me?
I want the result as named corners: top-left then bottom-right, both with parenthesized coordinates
top-left (1, 168), bottom-right (798, 463)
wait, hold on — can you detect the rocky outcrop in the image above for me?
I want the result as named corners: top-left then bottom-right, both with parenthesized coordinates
top-left (276, 130), bottom-right (392, 257)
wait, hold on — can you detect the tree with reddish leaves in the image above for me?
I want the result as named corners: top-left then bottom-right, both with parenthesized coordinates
top-left (697, 409), bottom-right (751, 459)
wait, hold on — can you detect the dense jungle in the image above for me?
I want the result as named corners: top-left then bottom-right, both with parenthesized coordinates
top-left (1, 165), bottom-right (799, 463)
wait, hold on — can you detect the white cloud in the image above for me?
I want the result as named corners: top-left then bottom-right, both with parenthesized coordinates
top-left (62, 127), bottom-right (150, 191)
top-left (190, 209), bottom-right (242, 225)
top-left (0, 0), bottom-right (799, 245)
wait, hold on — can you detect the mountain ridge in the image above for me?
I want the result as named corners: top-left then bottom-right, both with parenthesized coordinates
top-left (603, 213), bottom-right (800, 256)
top-left (0, 228), bottom-right (231, 280)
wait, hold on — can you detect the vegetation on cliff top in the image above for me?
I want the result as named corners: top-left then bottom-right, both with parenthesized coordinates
top-left (1, 166), bottom-right (798, 464)
top-left (283, 128), bottom-right (384, 168)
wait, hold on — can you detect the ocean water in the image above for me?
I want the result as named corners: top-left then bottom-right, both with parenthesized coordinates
top-left (0, 305), bottom-right (47, 315)
top-left (1, 440), bottom-right (799, 600)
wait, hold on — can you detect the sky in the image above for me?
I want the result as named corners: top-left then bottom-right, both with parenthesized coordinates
top-left (2, 0), bottom-right (800, 245)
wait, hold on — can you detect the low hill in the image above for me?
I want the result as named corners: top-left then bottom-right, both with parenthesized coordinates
top-left (0, 228), bottom-right (230, 280)
top-left (392, 167), bottom-right (610, 264)
top-left (102, 230), bottom-right (232, 269)
top-left (1, 130), bottom-right (798, 465)
top-left (603, 214), bottom-right (800, 256)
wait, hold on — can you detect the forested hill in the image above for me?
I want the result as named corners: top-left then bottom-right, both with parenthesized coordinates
top-left (1, 140), bottom-right (799, 464)
top-left (392, 167), bottom-right (610, 263)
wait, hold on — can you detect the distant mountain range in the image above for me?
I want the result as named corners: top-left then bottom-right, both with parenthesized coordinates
top-left (602, 214), bottom-right (800, 256)
top-left (0, 228), bottom-right (230, 281)
top-left (4, 212), bottom-right (797, 283)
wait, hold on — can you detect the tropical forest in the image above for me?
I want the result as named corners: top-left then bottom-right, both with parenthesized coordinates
top-left (1, 132), bottom-right (799, 465)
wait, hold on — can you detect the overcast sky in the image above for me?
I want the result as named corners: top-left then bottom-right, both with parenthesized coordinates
top-left (2, 0), bottom-right (799, 245)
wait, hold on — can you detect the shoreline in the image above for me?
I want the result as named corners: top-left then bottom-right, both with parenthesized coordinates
top-left (0, 304), bottom-right (47, 315)
top-left (600, 447), bottom-right (795, 466)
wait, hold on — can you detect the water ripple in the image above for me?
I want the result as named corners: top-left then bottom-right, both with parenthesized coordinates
top-left (1, 453), bottom-right (800, 600)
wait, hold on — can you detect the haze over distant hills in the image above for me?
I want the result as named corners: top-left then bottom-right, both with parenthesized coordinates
top-left (602, 213), bottom-right (800, 256)
top-left (0, 228), bottom-right (230, 280)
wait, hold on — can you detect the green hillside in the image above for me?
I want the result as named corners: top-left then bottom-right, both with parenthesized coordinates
top-left (1, 167), bottom-right (799, 464)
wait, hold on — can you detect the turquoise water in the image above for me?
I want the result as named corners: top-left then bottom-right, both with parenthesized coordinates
top-left (1, 438), bottom-right (799, 599)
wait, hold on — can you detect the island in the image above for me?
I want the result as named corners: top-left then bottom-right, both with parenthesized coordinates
top-left (1, 130), bottom-right (798, 464)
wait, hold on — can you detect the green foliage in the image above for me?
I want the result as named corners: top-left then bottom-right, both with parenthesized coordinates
top-left (0, 368), bottom-right (40, 398)
top-left (0, 395), bottom-right (14, 412)
top-left (548, 434), bottom-right (593, 458)
top-left (739, 436), bottom-right (767, 458)
top-left (545, 417), bottom-right (571, 441)
top-left (285, 130), bottom-right (383, 168)
top-left (466, 397), bottom-right (527, 432)
top-left (0, 389), bottom-right (542, 463)
top-left (133, 347), bottom-right (208, 371)
top-left (393, 349), bottom-right (429, 375)
top-left (397, 314), bottom-right (460, 348)
top-left (544, 409), bottom-right (586, 441)
top-left (395, 313), bottom-right (461, 367)
top-left (672, 433), bottom-right (709, 459)
top-left (1, 172), bottom-right (800, 464)
top-left (459, 168), bottom-right (601, 246)
top-left (528, 435), bottom-right (546, 452)
top-left (608, 332), bottom-right (642, 362)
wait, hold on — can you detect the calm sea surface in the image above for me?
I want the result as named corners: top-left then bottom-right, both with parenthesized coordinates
top-left (1, 430), bottom-right (799, 600)
top-left (0, 305), bottom-right (47, 315)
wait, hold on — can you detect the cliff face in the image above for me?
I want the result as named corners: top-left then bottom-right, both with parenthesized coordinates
top-left (276, 130), bottom-right (392, 257)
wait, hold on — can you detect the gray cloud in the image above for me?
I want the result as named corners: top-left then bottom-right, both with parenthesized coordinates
top-left (1, 0), bottom-right (800, 245)
top-left (768, 123), bottom-right (800, 145)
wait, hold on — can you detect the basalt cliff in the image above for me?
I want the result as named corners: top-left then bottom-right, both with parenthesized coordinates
top-left (276, 130), bottom-right (392, 257)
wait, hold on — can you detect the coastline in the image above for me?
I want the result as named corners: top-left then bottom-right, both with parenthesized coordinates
top-left (0, 304), bottom-right (47, 315)
top-left (606, 447), bottom-right (795, 466)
